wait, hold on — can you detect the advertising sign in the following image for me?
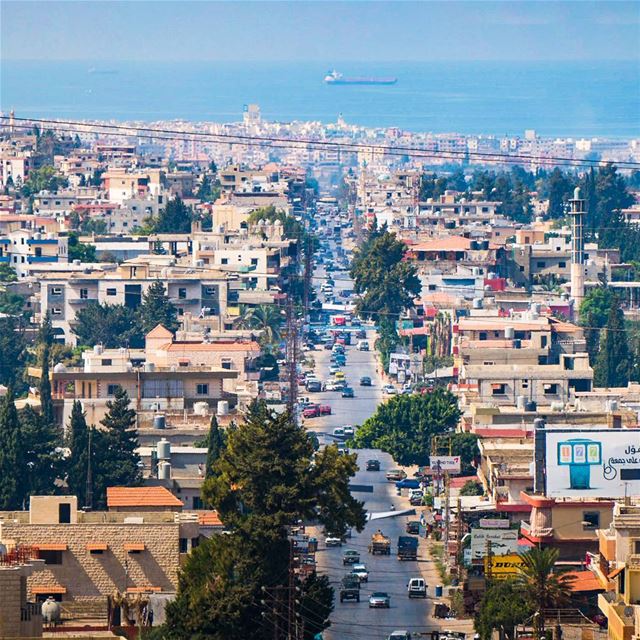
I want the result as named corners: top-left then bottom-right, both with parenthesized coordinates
top-left (429, 456), bottom-right (462, 474)
top-left (485, 553), bottom-right (526, 579)
top-left (544, 429), bottom-right (640, 498)
top-left (470, 528), bottom-right (519, 560)
top-left (479, 518), bottom-right (511, 529)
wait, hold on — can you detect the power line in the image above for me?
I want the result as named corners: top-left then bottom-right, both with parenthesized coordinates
top-left (4, 115), bottom-right (640, 169)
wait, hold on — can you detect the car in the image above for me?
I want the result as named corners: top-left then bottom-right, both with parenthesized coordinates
top-left (359, 376), bottom-right (372, 386)
top-left (324, 342), bottom-right (334, 350)
top-left (302, 405), bottom-right (320, 419)
top-left (319, 404), bottom-right (332, 415)
top-left (332, 356), bottom-right (347, 366)
top-left (305, 380), bottom-right (322, 392)
top-left (369, 592), bottom-right (390, 608)
top-left (386, 469), bottom-right (407, 481)
top-left (383, 385), bottom-right (397, 395)
top-left (343, 425), bottom-right (355, 437)
top-left (337, 446), bottom-right (349, 455)
top-left (407, 578), bottom-right (427, 599)
top-left (351, 317), bottom-right (362, 326)
top-left (329, 365), bottom-right (342, 375)
top-left (388, 631), bottom-right (412, 640)
top-left (326, 379), bottom-right (346, 391)
top-left (325, 535), bottom-right (343, 547)
top-left (409, 493), bottom-right (424, 506)
top-left (333, 427), bottom-right (345, 439)
top-left (366, 459), bottom-right (381, 471)
top-left (332, 344), bottom-right (345, 354)
top-left (396, 478), bottom-right (421, 490)
top-left (334, 371), bottom-right (345, 380)
top-left (405, 521), bottom-right (421, 535)
top-left (341, 387), bottom-right (355, 398)
top-left (356, 329), bottom-right (367, 339)
top-left (350, 563), bottom-right (369, 582)
top-left (342, 549), bottom-right (360, 565)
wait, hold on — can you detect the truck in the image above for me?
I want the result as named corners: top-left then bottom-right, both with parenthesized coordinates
top-left (339, 574), bottom-right (361, 602)
top-left (397, 536), bottom-right (418, 561)
top-left (368, 531), bottom-right (391, 555)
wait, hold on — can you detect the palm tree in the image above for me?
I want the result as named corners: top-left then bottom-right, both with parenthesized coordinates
top-left (236, 304), bottom-right (283, 346)
top-left (514, 547), bottom-right (575, 639)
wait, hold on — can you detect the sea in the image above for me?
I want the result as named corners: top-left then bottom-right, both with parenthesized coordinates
top-left (1, 60), bottom-right (638, 138)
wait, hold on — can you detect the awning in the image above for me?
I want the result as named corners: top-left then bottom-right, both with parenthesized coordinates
top-left (32, 586), bottom-right (67, 595)
top-left (491, 383), bottom-right (504, 390)
top-left (126, 586), bottom-right (162, 593)
top-left (608, 566), bottom-right (625, 579)
top-left (36, 543), bottom-right (68, 551)
top-left (124, 543), bottom-right (146, 552)
top-left (86, 543), bottom-right (108, 552)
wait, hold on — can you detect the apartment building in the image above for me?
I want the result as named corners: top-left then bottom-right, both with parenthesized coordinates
top-left (102, 168), bottom-right (163, 204)
top-left (0, 228), bottom-right (68, 278)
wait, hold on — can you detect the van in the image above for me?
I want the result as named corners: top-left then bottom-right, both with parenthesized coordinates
top-left (357, 340), bottom-right (370, 351)
top-left (407, 578), bottom-right (427, 598)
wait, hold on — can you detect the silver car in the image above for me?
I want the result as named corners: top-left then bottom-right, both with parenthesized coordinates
top-left (369, 592), bottom-right (390, 608)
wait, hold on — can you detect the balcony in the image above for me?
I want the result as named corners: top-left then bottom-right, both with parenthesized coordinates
top-left (0, 256), bottom-right (9, 263)
top-left (520, 520), bottom-right (553, 540)
top-left (27, 255), bottom-right (58, 264)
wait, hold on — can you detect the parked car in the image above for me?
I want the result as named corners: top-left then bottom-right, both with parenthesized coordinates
top-left (383, 385), bottom-right (397, 395)
top-left (386, 469), bottom-right (407, 481)
top-left (341, 387), bottom-right (355, 398)
top-left (396, 478), bottom-right (421, 490)
top-left (333, 427), bottom-right (345, 439)
top-left (366, 459), bottom-right (381, 471)
top-left (350, 563), bottom-right (369, 582)
top-left (359, 376), bottom-right (372, 386)
top-left (388, 631), bottom-right (412, 640)
top-left (405, 521), bottom-right (421, 535)
top-left (342, 549), bottom-right (360, 565)
top-left (337, 446), bottom-right (349, 455)
top-left (368, 592), bottom-right (390, 609)
top-left (319, 404), bottom-right (332, 415)
top-left (302, 405), bottom-right (320, 419)
top-left (325, 535), bottom-right (343, 547)
top-left (356, 329), bottom-right (367, 339)
top-left (305, 380), bottom-right (322, 392)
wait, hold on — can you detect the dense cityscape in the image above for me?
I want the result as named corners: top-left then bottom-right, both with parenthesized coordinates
top-left (1, 2), bottom-right (640, 640)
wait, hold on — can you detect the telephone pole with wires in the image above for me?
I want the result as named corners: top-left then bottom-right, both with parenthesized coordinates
top-left (285, 293), bottom-right (299, 418)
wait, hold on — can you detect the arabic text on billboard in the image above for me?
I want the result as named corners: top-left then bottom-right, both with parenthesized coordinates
top-left (485, 553), bottom-right (526, 578)
top-left (470, 528), bottom-right (519, 560)
top-left (429, 456), bottom-right (461, 474)
top-left (544, 429), bottom-right (640, 498)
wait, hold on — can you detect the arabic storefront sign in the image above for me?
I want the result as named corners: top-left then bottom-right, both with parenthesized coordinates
top-left (479, 518), bottom-right (511, 529)
top-left (544, 429), bottom-right (640, 498)
top-left (470, 528), bottom-right (519, 560)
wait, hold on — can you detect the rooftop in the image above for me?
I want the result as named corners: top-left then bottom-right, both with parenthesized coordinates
top-left (106, 486), bottom-right (183, 509)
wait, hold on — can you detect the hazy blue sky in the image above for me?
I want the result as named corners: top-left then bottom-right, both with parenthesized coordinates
top-left (2, 1), bottom-right (639, 62)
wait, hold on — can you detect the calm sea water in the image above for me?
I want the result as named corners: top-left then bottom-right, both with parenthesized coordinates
top-left (1, 60), bottom-right (638, 137)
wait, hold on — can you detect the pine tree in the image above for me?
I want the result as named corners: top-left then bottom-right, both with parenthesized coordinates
top-left (595, 296), bottom-right (631, 388)
top-left (21, 404), bottom-right (62, 496)
top-left (98, 386), bottom-right (141, 505)
top-left (38, 312), bottom-right (55, 426)
top-left (0, 387), bottom-right (25, 509)
top-left (66, 400), bottom-right (91, 507)
top-left (154, 196), bottom-right (192, 233)
top-left (204, 415), bottom-right (225, 480)
top-left (137, 280), bottom-right (179, 335)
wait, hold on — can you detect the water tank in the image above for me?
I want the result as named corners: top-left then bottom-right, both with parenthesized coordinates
top-left (524, 400), bottom-right (537, 412)
top-left (73, 259), bottom-right (81, 266)
top-left (42, 597), bottom-right (61, 624)
top-left (157, 438), bottom-right (171, 460)
top-left (505, 326), bottom-right (515, 340)
top-left (158, 461), bottom-right (172, 480)
top-left (217, 400), bottom-right (229, 416)
top-left (143, 362), bottom-right (155, 372)
top-left (516, 395), bottom-right (526, 410)
top-left (93, 344), bottom-right (103, 355)
top-left (53, 362), bottom-right (67, 373)
top-left (193, 401), bottom-right (209, 416)
top-left (550, 401), bottom-right (564, 412)
top-left (534, 418), bottom-right (546, 430)
top-left (472, 298), bottom-right (483, 309)
top-left (153, 414), bottom-right (166, 430)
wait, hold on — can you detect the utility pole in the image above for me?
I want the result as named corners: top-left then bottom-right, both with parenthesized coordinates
top-left (303, 235), bottom-right (312, 323)
top-left (285, 294), bottom-right (298, 419)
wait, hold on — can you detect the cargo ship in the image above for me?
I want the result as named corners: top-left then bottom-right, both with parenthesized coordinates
top-left (324, 70), bottom-right (397, 85)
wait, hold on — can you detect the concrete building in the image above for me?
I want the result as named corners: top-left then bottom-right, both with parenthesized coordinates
top-left (0, 228), bottom-right (68, 278)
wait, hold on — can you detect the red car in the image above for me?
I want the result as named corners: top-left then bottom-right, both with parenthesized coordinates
top-left (303, 404), bottom-right (320, 418)
top-left (319, 404), bottom-right (332, 415)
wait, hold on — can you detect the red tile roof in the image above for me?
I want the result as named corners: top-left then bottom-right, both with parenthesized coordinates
top-left (566, 570), bottom-right (603, 593)
top-left (146, 324), bottom-right (174, 339)
top-left (107, 486), bottom-right (183, 508)
top-left (198, 511), bottom-right (223, 526)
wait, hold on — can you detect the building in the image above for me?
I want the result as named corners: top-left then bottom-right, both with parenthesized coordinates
top-left (0, 227), bottom-right (68, 278)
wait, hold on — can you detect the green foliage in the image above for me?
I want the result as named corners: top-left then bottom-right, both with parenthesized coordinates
top-left (73, 302), bottom-right (141, 348)
top-left (137, 280), bottom-right (179, 335)
top-left (0, 263), bottom-right (18, 282)
top-left (594, 295), bottom-right (631, 387)
top-left (196, 173), bottom-right (221, 203)
top-left (204, 415), bottom-right (225, 480)
top-left (437, 432), bottom-right (479, 475)
top-left (0, 290), bottom-right (26, 315)
top-left (79, 218), bottom-right (108, 235)
top-left (0, 387), bottom-right (25, 509)
top-left (374, 318), bottom-right (400, 373)
top-left (38, 317), bottom-right (55, 426)
top-left (21, 165), bottom-right (68, 197)
top-left (89, 168), bottom-right (105, 187)
top-left (300, 572), bottom-right (334, 640)
top-left (237, 304), bottom-right (283, 346)
top-left (0, 317), bottom-right (27, 387)
top-left (475, 580), bottom-right (532, 640)
top-left (459, 480), bottom-right (484, 496)
top-left (247, 205), bottom-right (304, 240)
top-left (65, 401), bottom-right (92, 508)
top-left (68, 232), bottom-right (97, 263)
top-left (352, 390), bottom-right (461, 466)
top-left (544, 168), bottom-right (576, 219)
top-left (154, 196), bottom-right (193, 233)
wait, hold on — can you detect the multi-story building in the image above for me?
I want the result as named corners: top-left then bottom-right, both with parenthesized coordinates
top-left (0, 228), bottom-right (68, 278)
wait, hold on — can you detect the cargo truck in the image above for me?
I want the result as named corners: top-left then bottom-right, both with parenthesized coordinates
top-left (397, 536), bottom-right (418, 560)
top-left (369, 531), bottom-right (391, 555)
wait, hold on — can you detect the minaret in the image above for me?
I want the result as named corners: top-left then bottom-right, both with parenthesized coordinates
top-left (9, 109), bottom-right (15, 134)
top-left (568, 186), bottom-right (585, 313)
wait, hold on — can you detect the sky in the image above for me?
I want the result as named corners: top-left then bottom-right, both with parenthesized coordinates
top-left (1, 0), bottom-right (639, 63)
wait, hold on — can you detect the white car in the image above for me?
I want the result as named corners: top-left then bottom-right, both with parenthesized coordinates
top-left (383, 385), bottom-right (398, 395)
top-left (325, 536), bottom-right (343, 547)
top-left (351, 563), bottom-right (369, 582)
top-left (329, 365), bottom-right (342, 375)
top-left (343, 425), bottom-right (355, 437)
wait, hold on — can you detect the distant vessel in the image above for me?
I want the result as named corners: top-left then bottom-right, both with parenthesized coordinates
top-left (324, 70), bottom-right (397, 85)
top-left (88, 67), bottom-right (118, 75)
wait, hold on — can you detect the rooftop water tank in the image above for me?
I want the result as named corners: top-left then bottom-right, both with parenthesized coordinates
top-left (217, 400), bottom-right (229, 416)
top-left (143, 362), bottom-right (155, 372)
top-left (505, 327), bottom-right (515, 340)
top-left (42, 597), bottom-right (61, 624)
top-left (158, 461), bottom-right (171, 480)
top-left (524, 400), bottom-right (537, 412)
top-left (53, 363), bottom-right (67, 373)
top-left (157, 438), bottom-right (171, 460)
top-left (516, 395), bottom-right (526, 410)
top-left (193, 401), bottom-right (209, 416)
top-left (93, 345), bottom-right (103, 355)
top-left (153, 414), bottom-right (166, 430)
top-left (472, 298), bottom-right (483, 309)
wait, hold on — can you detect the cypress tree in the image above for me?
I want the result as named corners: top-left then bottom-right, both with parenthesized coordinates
top-left (38, 313), bottom-right (55, 426)
top-left (0, 387), bottom-right (25, 509)
top-left (137, 280), bottom-right (179, 335)
top-left (204, 414), bottom-right (225, 479)
top-left (595, 296), bottom-right (631, 387)
top-left (21, 404), bottom-right (62, 496)
top-left (66, 400), bottom-right (91, 506)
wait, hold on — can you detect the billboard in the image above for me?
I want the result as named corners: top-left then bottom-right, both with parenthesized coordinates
top-left (470, 528), bottom-right (519, 560)
top-left (485, 553), bottom-right (526, 579)
top-left (544, 429), bottom-right (640, 498)
top-left (479, 518), bottom-right (510, 529)
top-left (430, 456), bottom-right (462, 474)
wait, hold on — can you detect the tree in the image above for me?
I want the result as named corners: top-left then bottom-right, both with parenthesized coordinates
top-left (68, 232), bottom-right (97, 263)
top-left (137, 280), bottom-right (179, 336)
top-left (74, 302), bottom-right (140, 348)
top-left (21, 404), bottom-right (62, 496)
top-left (20, 166), bottom-right (68, 197)
top-left (0, 387), bottom-right (25, 509)
top-left (352, 390), bottom-right (462, 466)
top-left (436, 432), bottom-right (479, 475)
top-left (236, 304), bottom-right (283, 346)
top-left (475, 580), bottom-right (532, 640)
top-left (96, 387), bottom-right (141, 507)
top-left (38, 313), bottom-right (55, 426)
top-left (0, 263), bottom-right (18, 282)
top-left (595, 295), bottom-right (631, 387)
top-left (299, 572), bottom-right (334, 640)
top-left (65, 401), bottom-right (92, 508)
top-left (204, 415), bottom-right (225, 480)
top-left (580, 287), bottom-right (615, 366)
top-left (544, 168), bottom-right (576, 219)
top-left (154, 196), bottom-right (193, 233)
top-left (0, 290), bottom-right (26, 315)
top-left (515, 547), bottom-right (575, 639)
top-left (459, 480), bottom-right (484, 496)
top-left (0, 317), bottom-right (27, 387)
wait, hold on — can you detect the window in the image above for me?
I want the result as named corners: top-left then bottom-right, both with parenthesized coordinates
top-left (543, 383), bottom-right (558, 395)
top-left (51, 287), bottom-right (63, 296)
top-left (251, 258), bottom-right (258, 266)
top-left (582, 512), bottom-right (600, 530)
top-left (221, 258), bottom-right (228, 265)
top-left (537, 261), bottom-right (546, 268)
top-left (191, 537), bottom-right (200, 549)
top-left (634, 540), bottom-right (640, 554)
top-left (80, 288), bottom-right (88, 299)
top-left (479, 332), bottom-right (487, 341)
top-left (59, 502), bottom-right (71, 523)
top-left (51, 307), bottom-right (62, 315)
top-left (196, 383), bottom-right (209, 395)
top-left (106, 288), bottom-right (117, 296)
top-left (221, 360), bottom-right (233, 370)
top-left (179, 538), bottom-right (188, 553)
top-left (193, 496), bottom-right (203, 509)
top-left (40, 550), bottom-right (63, 565)
top-left (35, 247), bottom-right (42, 257)
top-left (491, 383), bottom-right (507, 396)
top-left (559, 261), bottom-right (566, 268)
top-left (519, 266), bottom-right (525, 272)
top-left (541, 335), bottom-right (548, 348)
top-left (101, 359), bottom-right (112, 366)
top-left (178, 288), bottom-right (187, 299)
top-left (521, 381), bottom-right (529, 389)
top-left (107, 384), bottom-right (119, 396)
